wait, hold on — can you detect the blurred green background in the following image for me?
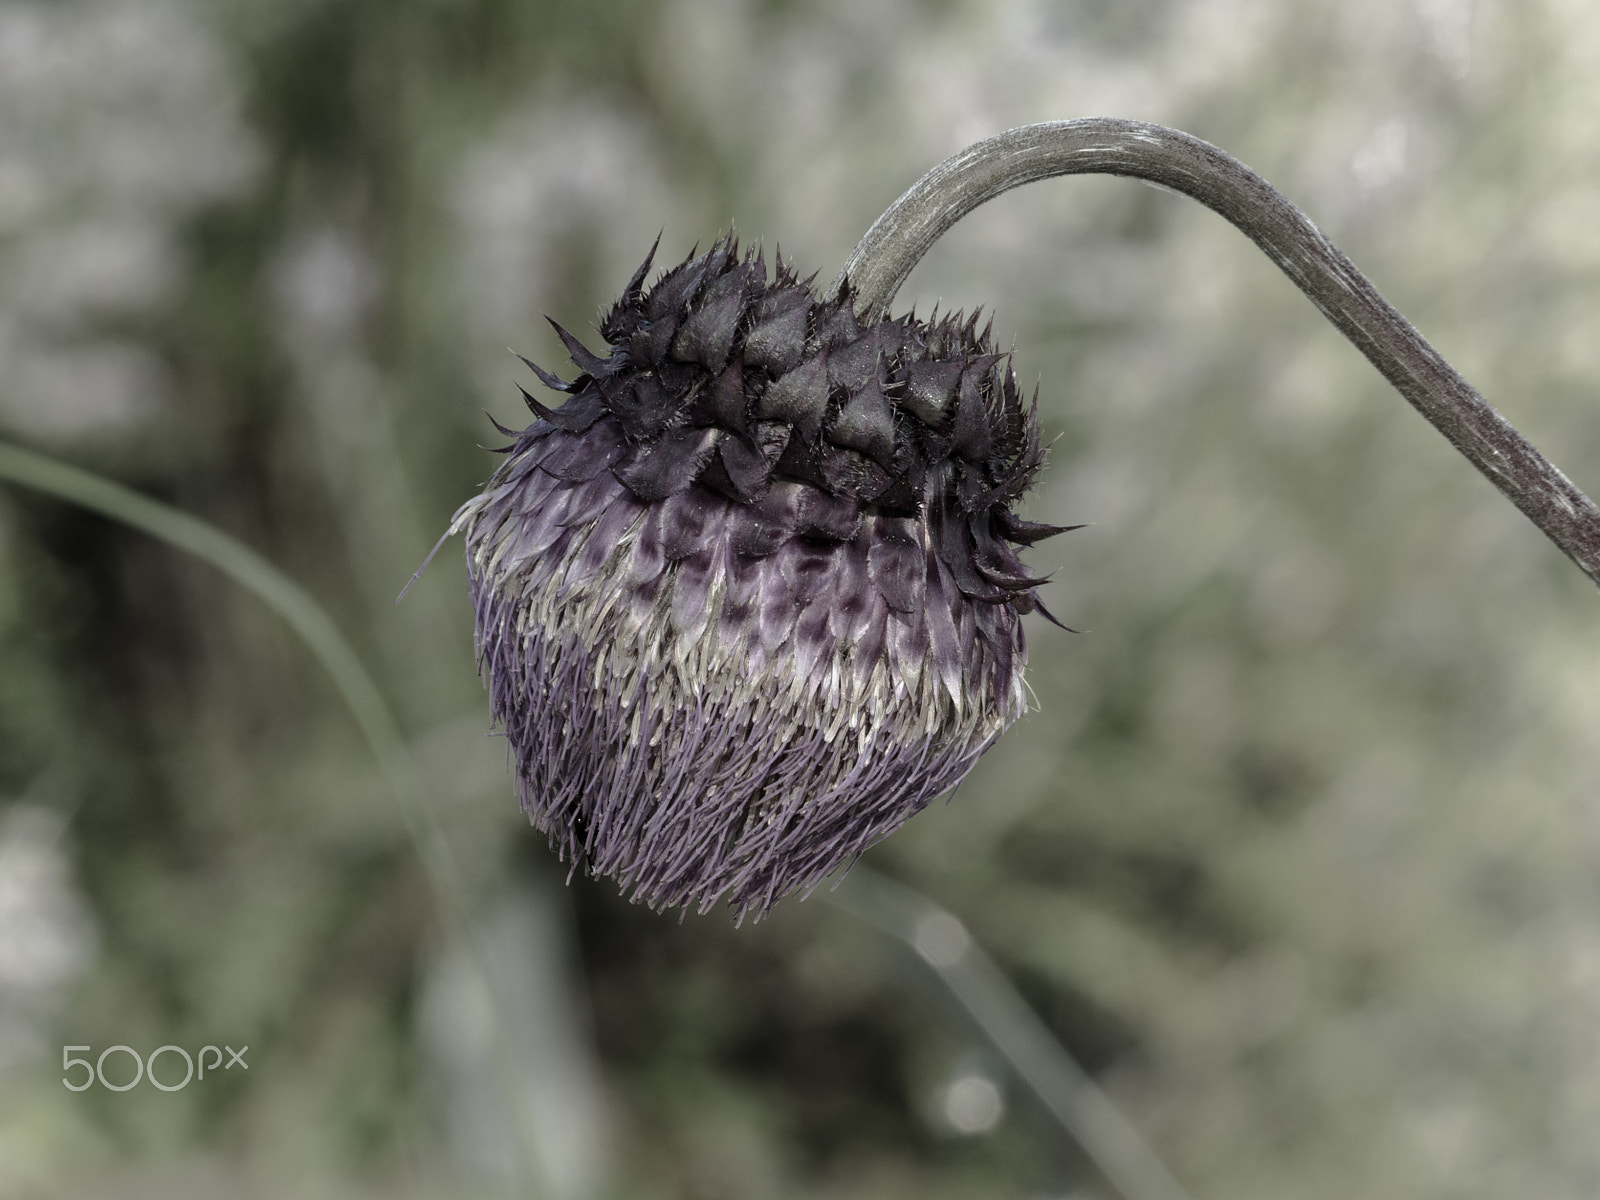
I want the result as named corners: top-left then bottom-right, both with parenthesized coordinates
top-left (3, 0), bottom-right (1600, 1197)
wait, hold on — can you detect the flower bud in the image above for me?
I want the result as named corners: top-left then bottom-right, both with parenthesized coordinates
top-left (451, 238), bottom-right (1070, 918)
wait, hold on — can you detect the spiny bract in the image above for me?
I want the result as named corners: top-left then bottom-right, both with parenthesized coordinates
top-left (451, 236), bottom-right (1071, 919)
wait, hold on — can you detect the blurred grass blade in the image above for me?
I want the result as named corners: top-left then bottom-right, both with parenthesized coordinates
top-left (0, 439), bottom-right (545, 1198)
top-left (827, 865), bottom-right (1197, 1200)
top-left (0, 441), bottom-right (460, 895)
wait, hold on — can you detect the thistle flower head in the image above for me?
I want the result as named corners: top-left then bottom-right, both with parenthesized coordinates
top-left (451, 237), bottom-right (1070, 919)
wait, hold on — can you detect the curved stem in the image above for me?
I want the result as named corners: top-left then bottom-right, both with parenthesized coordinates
top-left (834, 118), bottom-right (1600, 590)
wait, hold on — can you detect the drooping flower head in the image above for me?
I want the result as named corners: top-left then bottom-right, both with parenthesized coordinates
top-left (451, 237), bottom-right (1071, 919)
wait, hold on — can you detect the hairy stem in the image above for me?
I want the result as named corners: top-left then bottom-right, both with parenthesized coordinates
top-left (834, 118), bottom-right (1600, 589)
